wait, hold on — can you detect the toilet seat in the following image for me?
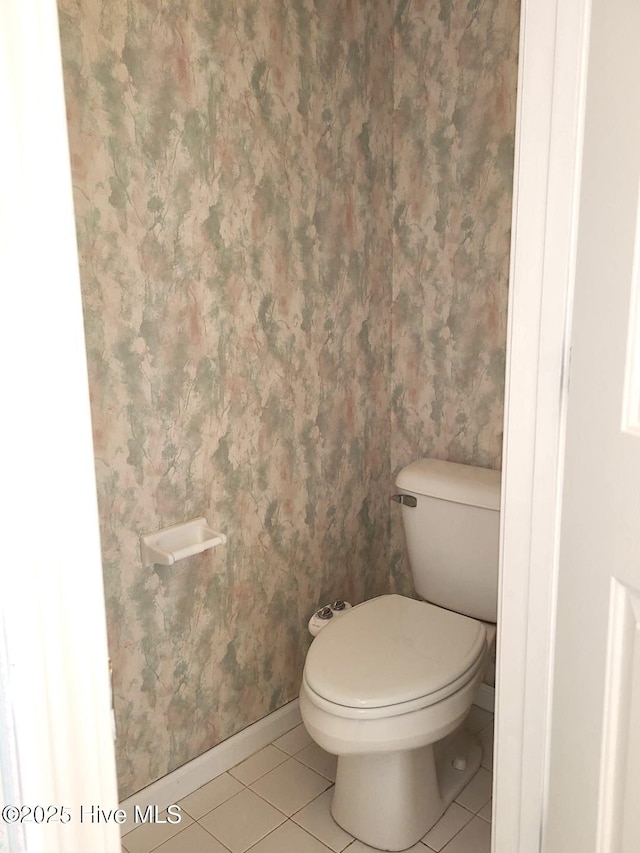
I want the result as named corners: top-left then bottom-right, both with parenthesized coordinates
top-left (303, 595), bottom-right (487, 719)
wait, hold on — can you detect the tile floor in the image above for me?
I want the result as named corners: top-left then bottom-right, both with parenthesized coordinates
top-left (121, 705), bottom-right (494, 853)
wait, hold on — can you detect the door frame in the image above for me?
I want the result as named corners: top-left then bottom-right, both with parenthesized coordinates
top-left (494, 0), bottom-right (591, 850)
top-left (0, 0), bottom-right (593, 851)
top-left (0, 0), bottom-right (120, 851)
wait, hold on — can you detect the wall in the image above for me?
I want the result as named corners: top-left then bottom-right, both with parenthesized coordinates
top-left (58, 0), bottom-right (518, 798)
top-left (58, 0), bottom-right (393, 798)
top-left (390, 0), bottom-right (520, 591)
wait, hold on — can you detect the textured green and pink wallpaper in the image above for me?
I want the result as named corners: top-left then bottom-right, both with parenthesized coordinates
top-left (58, 0), bottom-right (519, 798)
top-left (389, 0), bottom-right (518, 591)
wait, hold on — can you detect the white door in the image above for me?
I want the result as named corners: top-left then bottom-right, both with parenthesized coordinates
top-left (544, 0), bottom-right (640, 849)
top-left (1, 1), bottom-right (120, 851)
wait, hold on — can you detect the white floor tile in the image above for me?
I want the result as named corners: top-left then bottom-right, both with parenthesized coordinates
top-left (441, 816), bottom-right (491, 853)
top-left (455, 768), bottom-right (493, 814)
top-left (119, 810), bottom-right (138, 836)
top-left (153, 822), bottom-right (231, 853)
top-left (120, 805), bottom-right (187, 837)
top-left (250, 757), bottom-right (331, 816)
top-left (463, 706), bottom-right (493, 735)
top-left (123, 716), bottom-right (495, 853)
top-left (293, 789), bottom-right (353, 852)
top-left (294, 742), bottom-right (338, 782)
top-left (230, 745), bottom-right (288, 785)
top-left (478, 725), bottom-right (494, 772)
top-left (248, 820), bottom-right (333, 853)
top-left (178, 771), bottom-right (244, 819)
top-left (123, 809), bottom-right (193, 853)
top-left (422, 803), bottom-right (474, 852)
top-left (273, 723), bottom-right (314, 755)
top-left (344, 840), bottom-right (424, 852)
top-left (199, 789), bottom-right (285, 853)
top-left (478, 800), bottom-right (492, 823)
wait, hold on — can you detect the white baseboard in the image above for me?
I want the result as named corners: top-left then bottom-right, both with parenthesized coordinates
top-left (120, 699), bottom-right (301, 835)
top-left (474, 683), bottom-right (495, 714)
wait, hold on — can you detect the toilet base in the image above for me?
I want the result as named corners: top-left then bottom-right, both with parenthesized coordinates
top-left (330, 726), bottom-right (482, 852)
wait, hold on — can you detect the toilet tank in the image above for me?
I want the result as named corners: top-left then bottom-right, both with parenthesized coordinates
top-left (395, 459), bottom-right (501, 623)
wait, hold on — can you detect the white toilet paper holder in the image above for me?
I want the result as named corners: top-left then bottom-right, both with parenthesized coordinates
top-left (140, 517), bottom-right (227, 567)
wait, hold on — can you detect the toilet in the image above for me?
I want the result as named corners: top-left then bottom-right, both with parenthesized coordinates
top-left (299, 459), bottom-right (501, 851)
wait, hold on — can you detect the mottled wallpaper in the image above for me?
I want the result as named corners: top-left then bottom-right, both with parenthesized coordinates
top-left (58, 0), bottom-right (518, 797)
top-left (390, 0), bottom-right (519, 591)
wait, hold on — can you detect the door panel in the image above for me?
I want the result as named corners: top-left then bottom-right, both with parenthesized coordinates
top-left (597, 580), bottom-right (640, 851)
top-left (544, 0), bottom-right (640, 849)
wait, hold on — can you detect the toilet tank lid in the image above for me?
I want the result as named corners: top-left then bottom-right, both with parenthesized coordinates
top-left (396, 459), bottom-right (501, 511)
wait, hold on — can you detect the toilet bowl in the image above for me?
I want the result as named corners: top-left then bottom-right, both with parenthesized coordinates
top-left (300, 594), bottom-right (490, 851)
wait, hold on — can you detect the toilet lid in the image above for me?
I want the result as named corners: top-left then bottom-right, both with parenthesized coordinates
top-left (304, 594), bottom-right (486, 710)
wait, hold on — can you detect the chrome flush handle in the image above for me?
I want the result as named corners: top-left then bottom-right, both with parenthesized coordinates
top-left (391, 494), bottom-right (417, 507)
